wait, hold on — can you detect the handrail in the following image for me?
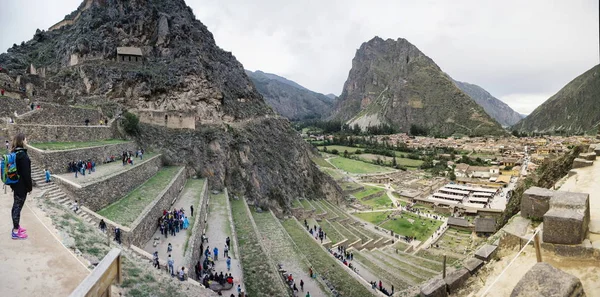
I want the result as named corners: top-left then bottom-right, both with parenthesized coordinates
top-left (69, 248), bottom-right (122, 297)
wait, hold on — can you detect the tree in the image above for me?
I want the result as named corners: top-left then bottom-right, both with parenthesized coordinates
top-left (331, 149), bottom-right (339, 155)
top-left (343, 150), bottom-right (349, 158)
top-left (121, 111), bottom-right (140, 134)
top-left (323, 146), bottom-right (328, 152)
top-left (449, 170), bottom-right (457, 181)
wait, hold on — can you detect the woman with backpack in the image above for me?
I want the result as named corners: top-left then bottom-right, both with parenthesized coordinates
top-left (8, 133), bottom-right (32, 240)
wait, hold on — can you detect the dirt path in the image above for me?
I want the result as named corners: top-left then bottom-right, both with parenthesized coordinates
top-left (204, 191), bottom-right (244, 295)
top-left (142, 179), bottom-right (204, 271)
top-left (0, 188), bottom-right (90, 296)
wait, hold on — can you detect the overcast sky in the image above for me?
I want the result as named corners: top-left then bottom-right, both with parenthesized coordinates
top-left (1, 0), bottom-right (598, 114)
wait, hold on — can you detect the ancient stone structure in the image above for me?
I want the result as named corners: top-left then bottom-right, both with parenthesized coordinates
top-left (510, 263), bottom-right (586, 297)
top-left (420, 277), bottom-right (447, 297)
top-left (521, 187), bottom-right (555, 220)
top-left (136, 109), bottom-right (195, 130)
top-left (27, 141), bottom-right (136, 174)
top-left (8, 123), bottom-right (114, 142)
top-left (17, 104), bottom-right (105, 125)
top-left (54, 155), bottom-right (162, 211)
top-left (579, 152), bottom-right (596, 161)
top-left (444, 268), bottom-right (470, 294)
top-left (117, 47), bottom-right (143, 63)
top-left (475, 244), bottom-right (498, 261)
top-left (463, 257), bottom-right (484, 274)
top-left (543, 191), bottom-right (590, 245)
top-left (572, 158), bottom-right (593, 168)
top-left (184, 180), bottom-right (209, 275)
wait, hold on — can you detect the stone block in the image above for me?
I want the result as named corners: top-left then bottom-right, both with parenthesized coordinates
top-left (521, 187), bottom-right (555, 220)
top-left (543, 191), bottom-right (589, 245)
top-left (572, 158), bottom-right (593, 169)
top-left (510, 262), bottom-right (586, 297)
top-left (444, 268), bottom-right (470, 293)
top-left (475, 244), bottom-right (498, 261)
top-left (579, 152), bottom-right (597, 161)
top-left (463, 258), bottom-right (484, 274)
top-left (568, 170), bottom-right (577, 177)
top-left (595, 147), bottom-right (600, 156)
top-left (420, 277), bottom-right (447, 297)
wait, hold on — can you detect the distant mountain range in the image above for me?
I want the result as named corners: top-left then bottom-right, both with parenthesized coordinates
top-left (246, 70), bottom-right (335, 121)
top-left (329, 36), bottom-right (506, 136)
top-left (513, 64), bottom-right (600, 134)
top-left (452, 80), bottom-right (524, 127)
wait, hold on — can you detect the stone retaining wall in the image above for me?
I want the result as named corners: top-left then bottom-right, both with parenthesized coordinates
top-left (55, 155), bottom-right (162, 211)
top-left (28, 141), bottom-right (136, 174)
top-left (8, 123), bottom-right (114, 142)
top-left (129, 167), bottom-right (187, 247)
top-left (187, 180), bottom-right (210, 274)
top-left (0, 96), bottom-right (29, 118)
top-left (18, 104), bottom-right (104, 126)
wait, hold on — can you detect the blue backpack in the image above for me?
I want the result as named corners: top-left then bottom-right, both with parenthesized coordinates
top-left (1, 152), bottom-right (19, 185)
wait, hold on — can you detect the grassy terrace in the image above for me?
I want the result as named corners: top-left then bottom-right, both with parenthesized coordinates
top-left (385, 250), bottom-right (444, 272)
top-left (339, 182), bottom-right (364, 192)
top-left (311, 155), bottom-right (335, 168)
top-left (319, 220), bottom-right (344, 244)
top-left (371, 250), bottom-right (436, 281)
top-left (415, 250), bottom-right (460, 265)
top-left (331, 221), bottom-right (360, 244)
top-left (360, 192), bottom-right (393, 210)
top-left (353, 211), bottom-right (392, 225)
top-left (282, 219), bottom-right (375, 297)
top-left (353, 186), bottom-right (385, 199)
top-left (365, 250), bottom-right (427, 285)
top-left (321, 167), bottom-right (345, 180)
top-left (182, 179), bottom-right (205, 254)
top-left (329, 157), bottom-right (394, 174)
top-left (230, 199), bottom-right (288, 297)
top-left (309, 199), bottom-right (327, 215)
top-left (353, 250), bottom-right (410, 290)
top-left (381, 213), bottom-right (442, 241)
top-left (320, 200), bottom-right (349, 219)
top-left (299, 199), bottom-right (315, 211)
top-left (316, 145), bottom-right (424, 167)
top-left (291, 199), bottom-right (302, 208)
top-left (31, 139), bottom-right (130, 151)
top-left (98, 166), bottom-right (181, 226)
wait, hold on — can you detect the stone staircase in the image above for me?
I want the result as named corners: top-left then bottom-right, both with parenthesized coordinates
top-left (32, 163), bottom-right (92, 223)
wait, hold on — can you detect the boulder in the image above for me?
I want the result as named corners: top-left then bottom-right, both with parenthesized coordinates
top-left (521, 187), bottom-right (555, 220)
top-left (420, 277), bottom-right (447, 297)
top-left (572, 158), bottom-right (593, 169)
top-left (510, 262), bottom-right (586, 297)
top-left (463, 257), bottom-right (484, 274)
top-left (444, 268), bottom-right (470, 293)
top-left (475, 244), bottom-right (498, 261)
top-left (543, 191), bottom-right (589, 245)
top-left (579, 152), bottom-right (596, 161)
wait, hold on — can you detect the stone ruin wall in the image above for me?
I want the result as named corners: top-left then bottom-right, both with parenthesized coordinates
top-left (186, 180), bottom-right (209, 273)
top-left (136, 110), bottom-right (196, 130)
top-left (55, 154), bottom-right (162, 211)
top-left (18, 104), bottom-right (105, 126)
top-left (8, 123), bottom-right (114, 143)
top-left (28, 141), bottom-right (137, 174)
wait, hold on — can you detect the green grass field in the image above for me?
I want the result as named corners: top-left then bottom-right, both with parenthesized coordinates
top-left (353, 211), bottom-right (391, 225)
top-left (317, 145), bottom-right (423, 168)
top-left (353, 186), bottom-right (385, 199)
top-left (98, 166), bottom-right (182, 226)
top-left (31, 139), bottom-right (130, 151)
top-left (360, 192), bottom-right (393, 209)
top-left (329, 157), bottom-right (394, 174)
top-left (321, 167), bottom-right (345, 180)
top-left (281, 219), bottom-right (375, 297)
top-left (380, 212), bottom-right (442, 241)
top-left (311, 155), bottom-right (335, 168)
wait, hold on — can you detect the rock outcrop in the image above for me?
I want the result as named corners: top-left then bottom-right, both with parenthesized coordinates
top-left (0, 0), bottom-right (341, 210)
top-left (330, 37), bottom-right (506, 137)
top-left (513, 64), bottom-right (600, 134)
top-left (511, 263), bottom-right (586, 297)
top-left (453, 80), bottom-right (523, 127)
top-left (246, 70), bottom-right (334, 120)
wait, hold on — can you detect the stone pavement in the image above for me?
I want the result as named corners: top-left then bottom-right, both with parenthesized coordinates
top-left (203, 191), bottom-right (244, 295)
top-left (0, 188), bottom-right (90, 296)
top-left (142, 179), bottom-right (204, 273)
top-left (55, 152), bottom-right (158, 186)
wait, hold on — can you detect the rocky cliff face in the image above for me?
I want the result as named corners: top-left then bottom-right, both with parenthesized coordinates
top-left (331, 37), bottom-right (505, 136)
top-left (246, 70), bottom-right (334, 121)
top-left (0, 0), bottom-right (341, 209)
top-left (513, 64), bottom-right (600, 134)
top-left (453, 80), bottom-right (523, 127)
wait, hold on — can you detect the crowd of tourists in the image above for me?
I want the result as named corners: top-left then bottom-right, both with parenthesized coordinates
top-left (158, 208), bottom-right (190, 238)
top-left (68, 160), bottom-right (96, 177)
top-left (304, 219), bottom-right (327, 243)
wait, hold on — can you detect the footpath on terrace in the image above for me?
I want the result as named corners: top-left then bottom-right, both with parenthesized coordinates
top-left (0, 188), bottom-right (90, 295)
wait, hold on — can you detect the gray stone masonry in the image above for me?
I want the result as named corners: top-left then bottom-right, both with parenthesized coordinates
top-left (55, 155), bottom-right (162, 211)
top-left (463, 258), bottom-right (484, 275)
top-left (572, 158), bottom-right (593, 169)
top-left (543, 191), bottom-right (590, 245)
top-left (8, 123), bottom-right (114, 142)
top-left (595, 147), bottom-right (600, 156)
top-left (579, 152), bottom-right (597, 161)
top-left (27, 141), bottom-right (136, 174)
top-left (444, 268), bottom-right (470, 294)
top-left (475, 244), bottom-right (498, 261)
top-left (521, 187), bottom-right (555, 220)
top-left (420, 277), bottom-right (447, 297)
top-left (17, 104), bottom-right (104, 126)
top-left (510, 263), bottom-right (586, 297)
top-left (186, 179), bottom-right (209, 275)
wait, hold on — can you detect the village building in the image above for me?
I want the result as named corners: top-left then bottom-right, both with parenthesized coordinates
top-left (117, 47), bottom-right (143, 62)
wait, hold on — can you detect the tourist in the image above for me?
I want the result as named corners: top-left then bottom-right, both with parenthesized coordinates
top-left (1, 89), bottom-right (4, 96)
top-left (44, 168), bottom-right (51, 183)
top-left (300, 279), bottom-right (304, 291)
top-left (202, 233), bottom-right (209, 243)
top-left (105, 118), bottom-right (108, 126)
top-left (7, 133), bottom-right (32, 240)
top-left (178, 266), bottom-right (185, 281)
top-left (167, 254), bottom-right (174, 276)
top-left (183, 216), bottom-right (189, 229)
top-left (99, 219), bottom-right (106, 233)
top-left (195, 261), bottom-right (201, 280)
top-left (226, 256), bottom-right (231, 271)
top-left (73, 200), bottom-right (79, 212)
top-left (190, 205), bottom-right (194, 217)
top-left (5, 140), bottom-right (9, 152)
top-left (237, 285), bottom-right (241, 295)
top-left (305, 292), bottom-right (311, 297)
top-left (153, 251), bottom-right (160, 269)
top-left (309, 267), bottom-right (313, 278)
top-left (114, 227), bottom-right (121, 244)
top-left (213, 246), bottom-right (219, 261)
top-left (293, 283), bottom-right (298, 293)
top-left (225, 236), bottom-right (230, 248)
top-left (84, 119), bottom-right (90, 126)
top-left (168, 242), bottom-right (172, 252)
top-left (224, 244), bottom-right (229, 257)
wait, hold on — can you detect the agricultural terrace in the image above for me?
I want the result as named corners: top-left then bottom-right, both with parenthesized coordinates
top-left (329, 157), bottom-right (394, 174)
top-left (98, 166), bottom-right (182, 226)
top-left (310, 155), bottom-right (335, 168)
top-left (31, 139), bottom-right (130, 150)
top-left (354, 210), bottom-right (442, 241)
top-left (352, 186), bottom-right (392, 209)
top-left (317, 145), bottom-right (424, 168)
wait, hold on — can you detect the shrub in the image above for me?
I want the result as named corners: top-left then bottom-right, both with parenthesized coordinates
top-left (122, 112), bottom-right (140, 134)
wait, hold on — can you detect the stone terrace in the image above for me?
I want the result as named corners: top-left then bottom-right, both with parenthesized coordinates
top-left (17, 103), bottom-right (106, 126)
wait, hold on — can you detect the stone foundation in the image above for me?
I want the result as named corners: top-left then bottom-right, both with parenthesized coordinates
top-left (543, 192), bottom-right (589, 245)
top-left (54, 155), bottom-right (162, 211)
top-left (510, 263), bottom-right (586, 297)
top-left (8, 123), bottom-right (114, 142)
top-left (521, 187), bottom-right (554, 220)
top-left (475, 244), bottom-right (498, 261)
top-left (579, 152), bottom-right (597, 161)
top-left (572, 158), bottom-right (593, 169)
top-left (420, 277), bottom-right (447, 297)
top-left (186, 180), bottom-right (209, 275)
top-left (28, 141), bottom-right (136, 174)
top-left (444, 268), bottom-right (470, 294)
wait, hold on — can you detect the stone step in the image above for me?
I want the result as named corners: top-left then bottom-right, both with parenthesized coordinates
top-left (57, 197), bottom-right (70, 204)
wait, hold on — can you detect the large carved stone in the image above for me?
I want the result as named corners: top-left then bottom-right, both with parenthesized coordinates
top-left (543, 191), bottom-right (590, 245)
top-left (510, 263), bottom-right (586, 297)
top-left (444, 268), bottom-right (470, 294)
top-left (572, 158), bottom-right (593, 169)
top-left (475, 244), bottom-right (498, 261)
top-left (579, 152), bottom-right (596, 161)
top-left (463, 258), bottom-right (484, 274)
top-left (521, 187), bottom-right (555, 220)
top-left (420, 278), bottom-right (447, 297)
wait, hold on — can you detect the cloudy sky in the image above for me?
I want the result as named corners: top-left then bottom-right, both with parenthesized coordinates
top-left (1, 0), bottom-right (598, 114)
